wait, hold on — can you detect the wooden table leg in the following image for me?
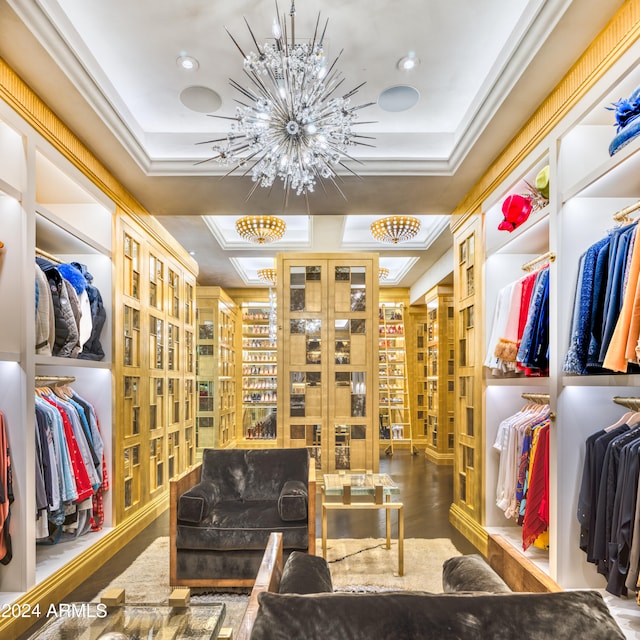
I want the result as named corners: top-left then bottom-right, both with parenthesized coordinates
top-left (385, 498), bottom-right (391, 550)
top-left (322, 502), bottom-right (327, 559)
top-left (398, 504), bottom-right (404, 576)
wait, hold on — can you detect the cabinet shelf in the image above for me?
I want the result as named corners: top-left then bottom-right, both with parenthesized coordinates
top-left (35, 356), bottom-right (112, 369)
top-left (36, 205), bottom-right (112, 258)
top-left (0, 176), bottom-right (21, 201)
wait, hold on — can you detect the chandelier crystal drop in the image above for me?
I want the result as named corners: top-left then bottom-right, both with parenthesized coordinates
top-left (370, 215), bottom-right (421, 244)
top-left (201, 1), bottom-right (375, 200)
top-left (257, 267), bottom-right (278, 284)
top-left (236, 215), bottom-right (286, 244)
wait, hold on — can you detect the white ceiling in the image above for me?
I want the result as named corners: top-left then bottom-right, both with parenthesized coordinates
top-left (0, 0), bottom-right (626, 291)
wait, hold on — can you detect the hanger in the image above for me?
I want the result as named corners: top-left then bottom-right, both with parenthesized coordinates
top-left (625, 412), bottom-right (640, 428)
top-left (605, 411), bottom-right (634, 431)
top-left (53, 384), bottom-right (73, 400)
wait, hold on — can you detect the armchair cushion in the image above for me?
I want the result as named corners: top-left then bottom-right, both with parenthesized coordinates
top-left (278, 480), bottom-right (308, 522)
top-left (177, 480), bottom-right (220, 523)
top-left (176, 501), bottom-right (309, 551)
top-left (279, 552), bottom-right (333, 594)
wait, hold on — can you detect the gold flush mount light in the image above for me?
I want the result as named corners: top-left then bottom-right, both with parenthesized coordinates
top-left (370, 215), bottom-right (421, 244)
top-left (378, 267), bottom-right (390, 281)
top-left (257, 268), bottom-right (277, 285)
top-left (235, 215), bottom-right (286, 244)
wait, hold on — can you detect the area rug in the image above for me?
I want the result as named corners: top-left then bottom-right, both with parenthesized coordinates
top-left (324, 537), bottom-right (462, 592)
top-left (95, 536), bottom-right (463, 633)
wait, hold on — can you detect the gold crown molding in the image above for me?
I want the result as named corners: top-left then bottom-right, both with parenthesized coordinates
top-left (450, 0), bottom-right (640, 233)
top-left (379, 288), bottom-right (410, 304)
top-left (0, 57), bottom-right (197, 273)
top-left (0, 493), bottom-right (168, 639)
top-left (224, 287), bottom-right (272, 303)
top-left (0, 57), bottom-right (135, 211)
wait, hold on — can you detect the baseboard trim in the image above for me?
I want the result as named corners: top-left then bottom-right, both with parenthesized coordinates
top-left (424, 449), bottom-right (454, 466)
top-left (0, 493), bottom-right (168, 638)
top-left (448, 503), bottom-right (488, 556)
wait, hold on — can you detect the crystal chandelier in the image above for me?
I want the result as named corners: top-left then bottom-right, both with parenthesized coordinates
top-left (236, 215), bottom-right (286, 244)
top-left (257, 268), bottom-right (277, 284)
top-left (370, 215), bottom-right (421, 244)
top-left (202, 1), bottom-right (374, 201)
top-left (378, 267), bottom-right (390, 281)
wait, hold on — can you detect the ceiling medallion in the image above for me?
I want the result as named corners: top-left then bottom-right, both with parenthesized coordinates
top-left (200, 0), bottom-right (375, 203)
top-left (370, 215), bottom-right (421, 244)
top-left (257, 268), bottom-right (278, 284)
top-left (378, 267), bottom-right (390, 281)
top-left (236, 215), bottom-right (286, 244)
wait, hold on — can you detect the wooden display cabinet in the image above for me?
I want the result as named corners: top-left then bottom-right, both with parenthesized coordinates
top-left (411, 286), bottom-right (454, 464)
top-left (115, 217), bottom-right (198, 522)
top-left (276, 254), bottom-right (379, 472)
top-left (449, 215), bottom-right (485, 550)
top-left (195, 287), bottom-right (238, 451)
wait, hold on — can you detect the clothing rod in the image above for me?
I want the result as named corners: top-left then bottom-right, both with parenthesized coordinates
top-left (521, 392), bottom-right (550, 404)
top-left (612, 396), bottom-right (640, 410)
top-left (35, 247), bottom-right (63, 264)
top-left (612, 201), bottom-right (640, 222)
top-left (35, 375), bottom-right (76, 385)
top-left (521, 252), bottom-right (556, 272)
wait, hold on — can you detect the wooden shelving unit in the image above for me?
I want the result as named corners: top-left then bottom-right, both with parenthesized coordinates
top-left (378, 301), bottom-right (415, 455)
top-left (195, 287), bottom-right (237, 451)
top-left (240, 301), bottom-right (278, 443)
top-left (415, 286), bottom-right (454, 464)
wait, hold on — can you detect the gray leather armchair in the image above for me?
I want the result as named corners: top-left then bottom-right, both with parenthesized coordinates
top-left (170, 448), bottom-right (316, 588)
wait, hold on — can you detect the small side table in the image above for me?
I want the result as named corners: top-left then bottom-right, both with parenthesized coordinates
top-left (321, 472), bottom-right (404, 576)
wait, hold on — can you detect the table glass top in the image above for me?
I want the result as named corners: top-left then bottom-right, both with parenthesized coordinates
top-left (323, 473), bottom-right (399, 496)
top-left (29, 602), bottom-right (225, 639)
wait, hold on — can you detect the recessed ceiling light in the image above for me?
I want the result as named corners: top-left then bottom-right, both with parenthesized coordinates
top-left (397, 53), bottom-right (419, 71)
top-left (177, 55), bottom-right (199, 71)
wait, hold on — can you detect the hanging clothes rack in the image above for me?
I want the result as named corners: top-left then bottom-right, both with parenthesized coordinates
top-left (521, 252), bottom-right (556, 272)
top-left (35, 375), bottom-right (76, 386)
top-left (521, 392), bottom-right (550, 404)
top-left (612, 200), bottom-right (640, 223)
top-left (35, 247), bottom-right (62, 264)
top-left (612, 396), bottom-right (640, 411)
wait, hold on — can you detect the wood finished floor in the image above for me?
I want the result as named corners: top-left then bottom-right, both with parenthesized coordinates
top-left (18, 452), bottom-right (477, 639)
